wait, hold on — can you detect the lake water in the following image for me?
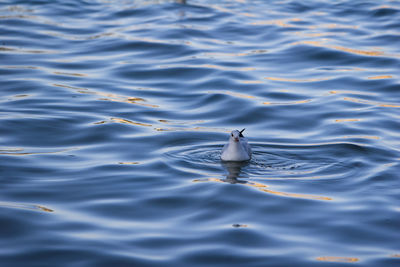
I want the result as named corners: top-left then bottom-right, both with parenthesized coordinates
top-left (1, 0), bottom-right (399, 266)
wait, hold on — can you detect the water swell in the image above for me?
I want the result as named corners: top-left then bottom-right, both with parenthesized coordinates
top-left (1, 0), bottom-right (400, 265)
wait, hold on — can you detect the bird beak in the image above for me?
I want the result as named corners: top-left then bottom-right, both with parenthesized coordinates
top-left (234, 137), bottom-right (239, 142)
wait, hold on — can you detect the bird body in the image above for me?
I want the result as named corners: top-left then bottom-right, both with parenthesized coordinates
top-left (221, 129), bottom-right (251, 161)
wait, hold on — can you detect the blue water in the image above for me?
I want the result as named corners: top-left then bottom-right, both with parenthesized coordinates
top-left (1, 0), bottom-right (400, 266)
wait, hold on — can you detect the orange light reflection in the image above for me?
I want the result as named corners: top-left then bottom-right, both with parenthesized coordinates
top-left (193, 178), bottom-right (332, 201)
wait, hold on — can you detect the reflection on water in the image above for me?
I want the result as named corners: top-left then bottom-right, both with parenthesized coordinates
top-left (1, 0), bottom-right (399, 265)
top-left (195, 159), bottom-right (333, 201)
top-left (292, 40), bottom-right (385, 57)
top-left (0, 202), bottom-right (53, 213)
top-left (221, 160), bottom-right (249, 184)
top-left (264, 76), bottom-right (331, 82)
top-left (0, 147), bottom-right (74, 156)
top-left (316, 256), bottom-right (359, 263)
top-left (95, 118), bottom-right (152, 127)
top-left (208, 90), bottom-right (257, 99)
top-left (155, 126), bottom-right (228, 132)
top-left (343, 97), bottom-right (400, 108)
top-left (54, 83), bottom-right (159, 108)
top-left (368, 75), bottom-right (393, 80)
top-left (118, 161), bottom-right (140, 165)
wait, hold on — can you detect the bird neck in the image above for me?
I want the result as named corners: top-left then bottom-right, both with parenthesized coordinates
top-left (228, 139), bottom-right (244, 151)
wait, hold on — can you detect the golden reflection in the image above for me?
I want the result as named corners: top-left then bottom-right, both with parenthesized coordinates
top-left (0, 202), bottom-right (53, 213)
top-left (53, 83), bottom-right (158, 108)
top-left (193, 178), bottom-right (332, 201)
top-left (258, 187), bottom-right (332, 201)
top-left (37, 205), bottom-right (54, 212)
top-left (368, 75), bottom-right (393, 79)
top-left (312, 11), bottom-right (328, 16)
top-left (262, 99), bottom-right (311, 105)
top-left (240, 80), bottom-right (263, 84)
top-left (251, 19), bottom-right (293, 27)
top-left (316, 256), bottom-right (359, 263)
top-left (294, 32), bottom-right (334, 38)
top-left (97, 94), bottom-right (158, 108)
top-left (329, 90), bottom-right (376, 96)
top-left (383, 162), bottom-right (396, 167)
top-left (200, 64), bottom-right (222, 69)
top-left (155, 119), bottom-right (228, 133)
top-left (372, 5), bottom-right (393, 10)
top-left (53, 83), bottom-right (82, 90)
top-left (330, 44), bottom-right (383, 56)
top-left (118, 162), bottom-right (140, 165)
top-left (258, 176), bottom-right (323, 180)
top-left (240, 12), bottom-right (256, 17)
top-left (292, 41), bottom-right (384, 57)
top-left (95, 118), bottom-right (152, 127)
top-left (53, 71), bottom-right (86, 77)
top-left (265, 76), bottom-right (330, 82)
top-left (379, 104), bottom-right (400, 108)
top-left (241, 67), bottom-right (257, 71)
top-left (342, 135), bottom-right (380, 140)
top-left (325, 23), bottom-right (358, 29)
top-left (344, 97), bottom-right (400, 108)
top-left (335, 119), bottom-right (360, 122)
top-left (390, 254), bottom-right (400, 258)
top-left (325, 67), bottom-right (365, 73)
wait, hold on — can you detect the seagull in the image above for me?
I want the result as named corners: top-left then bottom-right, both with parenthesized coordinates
top-left (221, 129), bottom-right (252, 161)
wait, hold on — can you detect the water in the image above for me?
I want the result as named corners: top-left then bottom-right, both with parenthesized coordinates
top-left (1, 0), bottom-right (399, 266)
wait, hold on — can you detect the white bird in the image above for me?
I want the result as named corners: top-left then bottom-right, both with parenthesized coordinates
top-left (221, 129), bottom-right (252, 161)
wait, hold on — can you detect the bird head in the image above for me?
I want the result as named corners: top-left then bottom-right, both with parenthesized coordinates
top-left (230, 129), bottom-right (245, 142)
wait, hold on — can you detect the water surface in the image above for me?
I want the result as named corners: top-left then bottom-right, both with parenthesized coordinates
top-left (1, 0), bottom-right (400, 266)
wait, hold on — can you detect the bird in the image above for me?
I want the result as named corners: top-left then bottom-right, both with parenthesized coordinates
top-left (221, 129), bottom-right (252, 161)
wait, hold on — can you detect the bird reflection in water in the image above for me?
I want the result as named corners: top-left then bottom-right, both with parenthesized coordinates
top-left (221, 160), bottom-right (249, 184)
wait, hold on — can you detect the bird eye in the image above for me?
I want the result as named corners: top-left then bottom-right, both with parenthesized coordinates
top-left (231, 133), bottom-right (233, 137)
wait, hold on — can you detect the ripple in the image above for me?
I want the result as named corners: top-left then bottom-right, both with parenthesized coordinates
top-left (0, 147), bottom-right (75, 156)
top-left (316, 256), bottom-right (359, 263)
top-left (0, 201), bottom-right (53, 213)
top-left (1, 0), bottom-right (400, 265)
top-left (163, 140), bottom-right (354, 184)
top-left (164, 143), bottom-right (222, 165)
